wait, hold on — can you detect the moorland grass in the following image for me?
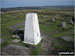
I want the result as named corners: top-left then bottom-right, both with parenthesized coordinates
top-left (1, 9), bottom-right (74, 54)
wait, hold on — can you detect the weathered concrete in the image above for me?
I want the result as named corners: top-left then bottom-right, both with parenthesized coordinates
top-left (23, 13), bottom-right (42, 45)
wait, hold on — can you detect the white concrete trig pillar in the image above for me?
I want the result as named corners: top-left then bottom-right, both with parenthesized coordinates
top-left (23, 13), bottom-right (42, 45)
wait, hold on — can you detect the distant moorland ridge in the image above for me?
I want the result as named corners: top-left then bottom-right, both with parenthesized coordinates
top-left (1, 5), bottom-right (74, 12)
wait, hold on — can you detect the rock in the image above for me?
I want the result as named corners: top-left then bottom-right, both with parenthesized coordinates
top-left (55, 15), bottom-right (59, 19)
top-left (19, 27), bottom-right (24, 30)
top-left (12, 34), bottom-right (20, 38)
top-left (67, 17), bottom-right (74, 24)
top-left (52, 18), bottom-right (56, 22)
top-left (13, 30), bottom-right (24, 41)
top-left (44, 15), bottom-right (47, 18)
top-left (2, 45), bottom-right (31, 55)
top-left (69, 19), bottom-right (74, 24)
top-left (51, 15), bottom-right (59, 22)
top-left (12, 39), bottom-right (20, 43)
top-left (10, 22), bottom-right (25, 30)
top-left (12, 35), bottom-right (16, 38)
top-left (61, 37), bottom-right (73, 41)
top-left (1, 51), bottom-right (9, 55)
top-left (0, 38), bottom-right (4, 44)
top-left (61, 21), bottom-right (67, 29)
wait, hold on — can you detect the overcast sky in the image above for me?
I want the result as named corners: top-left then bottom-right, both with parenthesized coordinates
top-left (1, 0), bottom-right (74, 8)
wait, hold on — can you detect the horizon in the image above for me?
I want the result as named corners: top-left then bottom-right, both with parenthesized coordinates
top-left (1, 0), bottom-right (74, 8)
top-left (1, 5), bottom-right (74, 9)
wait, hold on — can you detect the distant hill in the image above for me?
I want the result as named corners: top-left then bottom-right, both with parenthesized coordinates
top-left (1, 5), bottom-right (74, 12)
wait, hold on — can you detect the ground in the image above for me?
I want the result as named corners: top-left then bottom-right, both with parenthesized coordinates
top-left (1, 8), bottom-right (74, 55)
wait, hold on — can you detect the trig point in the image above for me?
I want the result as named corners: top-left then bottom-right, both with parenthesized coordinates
top-left (23, 13), bottom-right (42, 45)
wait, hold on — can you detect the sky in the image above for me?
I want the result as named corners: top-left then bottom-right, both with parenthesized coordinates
top-left (1, 0), bottom-right (74, 8)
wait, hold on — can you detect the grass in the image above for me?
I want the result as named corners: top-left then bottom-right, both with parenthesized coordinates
top-left (1, 9), bottom-right (74, 55)
top-left (31, 40), bottom-right (43, 55)
top-left (18, 39), bottom-right (43, 55)
top-left (51, 37), bottom-right (74, 54)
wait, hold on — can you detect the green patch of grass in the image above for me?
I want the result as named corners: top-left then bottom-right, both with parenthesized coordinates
top-left (18, 40), bottom-right (42, 55)
top-left (31, 40), bottom-right (43, 55)
top-left (1, 40), bottom-right (9, 49)
top-left (1, 9), bottom-right (74, 55)
top-left (1, 36), bottom-right (14, 50)
top-left (51, 37), bottom-right (74, 54)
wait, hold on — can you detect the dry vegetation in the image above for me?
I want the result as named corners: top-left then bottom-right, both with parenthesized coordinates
top-left (1, 8), bottom-right (74, 55)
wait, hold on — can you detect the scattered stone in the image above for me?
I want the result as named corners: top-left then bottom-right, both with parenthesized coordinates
top-left (67, 17), bottom-right (74, 24)
top-left (61, 21), bottom-right (67, 29)
top-left (68, 19), bottom-right (74, 24)
top-left (70, 19), bottom-right (73, 24)
top-left (51, 15), bottom-right (59, 22)
top-left (2, 45), bottom-right (31, 55)
top-left (13, 30), bottom-right (24, 41)
top-left (12, 34), bottom-right (20, 38)
top-left (19, 27), bottom-right (24, 30)
top-left (12, 39), bottom-right (20, 43)
top-left (44, 15), bottom-right (47, 18)
top-left (55, 15), bottom-right (59, 19)
top-left (61, 37), bottom-right (73, 41)
top-left (52, 18), bottom-right (56, 22)
top-left (10, 22), bottom-right (25, 30)
top-left (0, 38), bottom-right (4, 44)
top-left (1, 51), bottom-right (9, 55)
